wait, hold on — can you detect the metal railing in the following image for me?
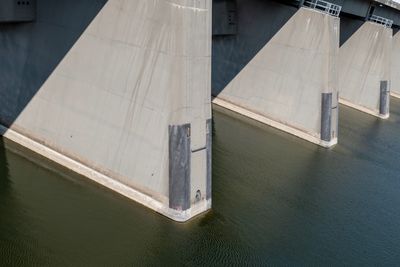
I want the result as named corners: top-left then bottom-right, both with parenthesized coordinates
top-left (368, 15), bottom-right (393, 28)
top-left (304, 0), bottom-right (342, 17)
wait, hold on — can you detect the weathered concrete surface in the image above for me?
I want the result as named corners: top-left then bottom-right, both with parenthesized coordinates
top-left (212, 0), bottom-right (297, 96)
top-left (0, 0), bottom-right (212, 222)
top-left (0, 0), bottom-right (108, 121)
top-left (391, 31), bottom-right (400, 98)
top-left (213, 7), bottom-right (339, 147)
top-left (339, 21), bottom-right (392, 118)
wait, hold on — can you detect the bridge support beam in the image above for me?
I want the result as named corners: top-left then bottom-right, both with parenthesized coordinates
top-left (213, 7), bottom-right (339, 147)
top-left (0, 0), bottom-right (212, 222)
top-left (339, 21), bottom-right (392, 119)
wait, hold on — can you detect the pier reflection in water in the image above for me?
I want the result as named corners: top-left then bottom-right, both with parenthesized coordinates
top-left (1, 99), bottom-right (400, 265)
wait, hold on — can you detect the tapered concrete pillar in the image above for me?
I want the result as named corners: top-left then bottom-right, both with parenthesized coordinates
top-left (391, 31), bottom-right (400, 98)
top-left (339, 21), bottom-right (392, 119)
top-left (213, 7), bottom-right (339, 147)
top-left (0, 0), bottom-right (212, 222)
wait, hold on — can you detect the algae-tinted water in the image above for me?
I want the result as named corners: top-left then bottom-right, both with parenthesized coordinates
top-left (1, 99), bottom-right (400, 266)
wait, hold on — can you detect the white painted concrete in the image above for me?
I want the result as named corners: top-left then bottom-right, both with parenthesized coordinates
top-left (392, 31), bottom-right (400, 98)
top-left (213, 8), bottom-right (339, 147)
top-left (339, 21), bottom-right (392, 118)
top-left (1, 0), bottom-right (212, 221)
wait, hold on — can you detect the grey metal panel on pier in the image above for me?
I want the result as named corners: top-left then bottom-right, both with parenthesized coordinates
top-left (321, 93), bottom-right (333, 142)
top-left (169, 124), bottom-right (191, 211)
top-left (380, 81), bottom-right (390, 116)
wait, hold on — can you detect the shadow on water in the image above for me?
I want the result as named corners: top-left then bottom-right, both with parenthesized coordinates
top-left (0, 0), bottom-right (107, 127)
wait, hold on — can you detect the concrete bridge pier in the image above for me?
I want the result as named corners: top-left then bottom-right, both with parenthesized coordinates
top-left (213, 5), bottom-right (339, 147)
top-left (0, 0), bottom-right (212, 222)
top-left (339, 19), bottom-right (392, 119)
top-left (391, 31), bottom-right (400, 98)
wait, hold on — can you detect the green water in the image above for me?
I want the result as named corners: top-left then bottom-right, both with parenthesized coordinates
top-left (1, 99), bottom-right (400, 266)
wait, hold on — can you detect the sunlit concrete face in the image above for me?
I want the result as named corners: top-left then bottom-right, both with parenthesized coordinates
top-left (0, 0), bottom-right (212, 222)
top-left (213, 7), bottom-right (339, 147)
top-left (391, 31), bottom-right (400, 98)
top-left (339, 22), bottom-right (392, 119)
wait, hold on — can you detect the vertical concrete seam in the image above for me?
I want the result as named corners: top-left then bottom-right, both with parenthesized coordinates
top-left (206, 119), bottom-right (212, 200)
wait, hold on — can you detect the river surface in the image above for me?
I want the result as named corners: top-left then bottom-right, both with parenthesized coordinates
top-left (1, 99), bottom-right (400, 266)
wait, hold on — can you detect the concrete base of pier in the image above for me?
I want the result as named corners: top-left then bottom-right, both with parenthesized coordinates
top-left (338, 98), bottom-right (389, 119)
top-left (212, 98), bottom-right (337, 148)
top-left (214, 7), bottom-right (339, 147)
top-left (339, 21), bottom-right (392, 118)
top-left (391, 91), bottom-right (400, 99)
top-left (0, 124), bottom-right (211, 222)
top-left (0, 0), bottom-right (212, 222)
